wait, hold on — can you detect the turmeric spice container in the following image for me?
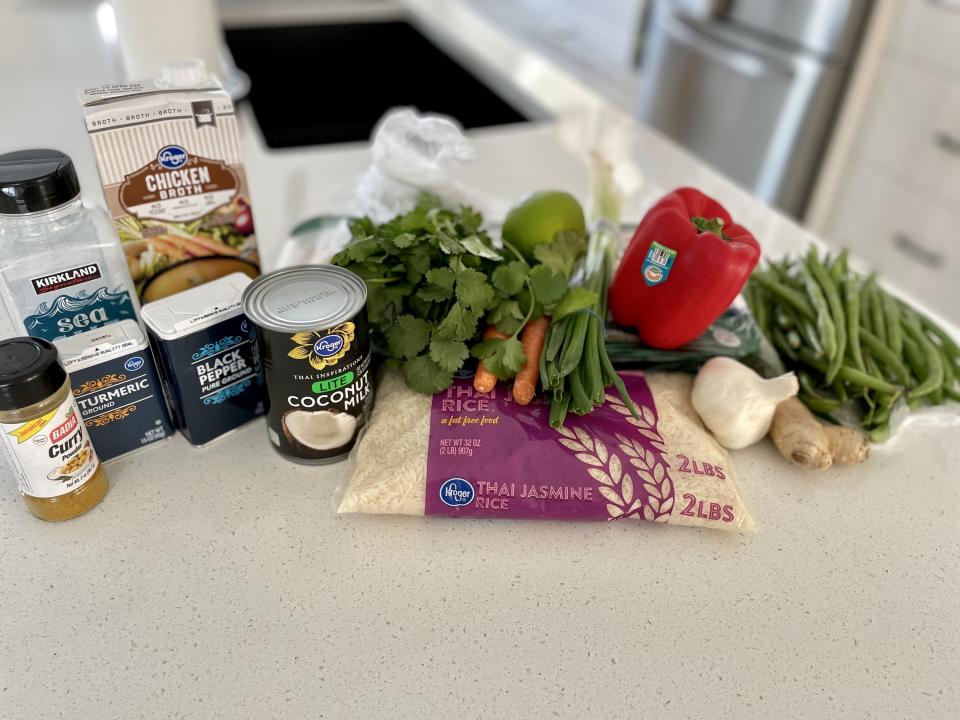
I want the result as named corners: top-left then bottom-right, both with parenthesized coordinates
top-left (0, 337), bottom-right (108, 520)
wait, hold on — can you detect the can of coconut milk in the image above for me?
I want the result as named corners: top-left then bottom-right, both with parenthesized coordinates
top-left (241, 266), bottom-right (373, 464)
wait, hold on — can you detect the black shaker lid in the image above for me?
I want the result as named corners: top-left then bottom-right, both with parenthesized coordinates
top-left (0, 337), bottom-right (67, 411)
top-left (0, 149), bottom-right (81, 215)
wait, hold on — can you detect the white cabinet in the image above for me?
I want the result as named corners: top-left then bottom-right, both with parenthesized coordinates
top-left (857, 57), bottom-right (960, 207)
top-left (825, 158), bottom-right (957, 314)
top-left (891, 0), bottom-right (960, 75)
top-left (822, 1), bottom-right (960, 321)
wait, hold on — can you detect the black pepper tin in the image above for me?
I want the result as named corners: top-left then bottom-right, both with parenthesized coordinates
top-left (56, 320), bottom-right (174, 462)
top-left (242, 265), bottom-right (373, 464)
top-left (141, 273), bottom-right (265, 446)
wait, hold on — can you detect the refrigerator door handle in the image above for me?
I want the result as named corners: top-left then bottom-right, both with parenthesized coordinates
top-left (664, 13), bottom-right (796, 81)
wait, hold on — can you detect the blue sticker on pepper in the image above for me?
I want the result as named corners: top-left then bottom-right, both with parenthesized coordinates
top-left (641, 241), bottom-right (677, 287)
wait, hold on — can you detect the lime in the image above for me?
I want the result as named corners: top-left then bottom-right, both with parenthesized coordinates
top-left (502, 191), bottom-right (586, 261)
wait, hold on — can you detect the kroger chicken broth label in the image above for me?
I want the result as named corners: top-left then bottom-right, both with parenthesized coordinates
top-left (80, 79), bottom-right (259, 295)
top-left (425, 374), bottom-right (677, 520)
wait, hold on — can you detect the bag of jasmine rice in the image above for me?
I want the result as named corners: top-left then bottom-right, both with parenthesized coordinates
top-left (338, 370), bottom-right (755, 532)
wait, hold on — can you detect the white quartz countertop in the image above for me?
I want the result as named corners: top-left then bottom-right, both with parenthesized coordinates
top-left (2, 2), bottom-right (959, 719)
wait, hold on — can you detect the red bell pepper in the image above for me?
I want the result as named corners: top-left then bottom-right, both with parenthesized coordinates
top-left (609, 187), bottom-right (760, 350)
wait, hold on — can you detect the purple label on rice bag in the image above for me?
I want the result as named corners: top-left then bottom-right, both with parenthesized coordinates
top-left (424, 373), bottom-right (676, 520)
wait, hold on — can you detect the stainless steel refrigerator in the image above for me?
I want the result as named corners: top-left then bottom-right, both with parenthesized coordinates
top-left (638, 0), bottom-right (872, 217)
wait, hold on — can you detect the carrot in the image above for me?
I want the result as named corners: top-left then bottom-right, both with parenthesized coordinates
top-left (474, 326), bottom-right (507, 394)
top-left (174, 232), bottom-right (242, 257)
top-left (159, 234), bottom-right (217, 258)
top-left (147, 237), bottom-right (189, 261)
top-left (512, 317), bottom-right (549, 405)
top-left (153, 222), bottom-right (243, 256)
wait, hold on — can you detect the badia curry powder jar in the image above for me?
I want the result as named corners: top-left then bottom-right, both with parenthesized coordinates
top-left (0, 337), bottom-right (108, 521)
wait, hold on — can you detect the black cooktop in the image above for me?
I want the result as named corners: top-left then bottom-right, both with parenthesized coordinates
top-left (225, 21), bottom-right (528, 148)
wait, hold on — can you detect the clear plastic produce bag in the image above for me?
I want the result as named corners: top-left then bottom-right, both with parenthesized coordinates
top-left (353, 107), bottom-right (477, 222)
top-left (275, 108), bottom-right (484, 267)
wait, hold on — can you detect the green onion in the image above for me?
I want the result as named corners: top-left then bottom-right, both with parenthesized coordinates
top-left (545, 154), bottom-right (638, 428)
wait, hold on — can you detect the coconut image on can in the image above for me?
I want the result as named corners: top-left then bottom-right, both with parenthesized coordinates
top-left (242, 266), bottom-right (373, 464)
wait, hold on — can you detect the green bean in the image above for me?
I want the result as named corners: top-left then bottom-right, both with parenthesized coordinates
top-left (582, 320), bottom-right (605, 405)
top-left (798, 263), bottom-right (837, 367)
top-left (800, 392), bottom-right (842, 415)
top-left (860, 329), bottom-right (910, 386)
top-left (798, 348), bottom-right (900, 394)
top-left (799, 320), bottom-right (824, 359)
top-left (750, 271), bottom-right (816, 322)
top-left (775, 306), bottom-right (795, 331)
top-left (770, 260), bottom-right (798, 287)
top-left (744, 281), bottom-right (757, 313)
top-left (798, 371), bottom-right (842, 413)
top-left (863, 396), bottom-right (877, 427)
top-left (831, 378), bottom-right (848, 402)
top-left (945, 386), bottom-right (960, 402)
top-left (844, 278), bottom-right (865, 371)
top-left (862, 353), bottom-right (879, 419)
top-left (936, 343), bottom-right (954, 401)
top-left (867, 394), bottom-right (896, 432)
top-left (782, 304), bottom-right (824, 358)
top-left (860, 276), bottom-right (884, 343)
top-left (548, 390), bottom-right (570, 428)
top-left (868, 422), bottom-right (891, 444)
top-left (828, 248), bottom-right (848, 283)
top-left (805, 249), bottom-right (846, 384)
top-left (772, 325), bottom-right (799, 362)
top-left (749, 284), bottom-right (771, 337)
top-left (902, 335), bottom-right (925, 385)
top-left (902, 319), bottom-right (944, 401)
top-left (882, 291), bottom-right (903, 358)
top-left (797, 370), bottom-right (821, 396)
top-left (919, 314), bottom-right (960, 360)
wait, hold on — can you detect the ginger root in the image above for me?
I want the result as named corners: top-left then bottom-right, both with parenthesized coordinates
top-left (824, 424), bottom-right (870, 465)
top-left (769, 397), bottom-right (870, 470)
top-left (769, 397), bottom-right (832, 470)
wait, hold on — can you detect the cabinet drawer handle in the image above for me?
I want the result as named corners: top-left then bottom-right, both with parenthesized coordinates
top-left (893, 232), bottom-right (944, 269)
top-left (934, 131), bottom-right (960, 156)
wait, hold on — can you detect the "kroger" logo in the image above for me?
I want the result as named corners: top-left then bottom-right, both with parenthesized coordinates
top-left (157, 145), bottom-right (188, 169)
top-left (124, 356), bottom-right (145, 372)
top-left (439, 477), bottom-right (475, 507)
top-left (313, 334), bottom-right (344, 358)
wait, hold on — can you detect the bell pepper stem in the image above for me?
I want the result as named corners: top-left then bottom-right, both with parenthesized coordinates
top-left (691, 216), bottom-right (731, 241)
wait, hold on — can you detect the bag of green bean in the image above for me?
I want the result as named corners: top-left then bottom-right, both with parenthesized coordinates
top-left (746, 247), bottom-right (960, 442)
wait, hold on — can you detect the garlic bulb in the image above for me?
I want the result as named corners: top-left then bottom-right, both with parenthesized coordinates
top-left (691, 357), bottom-right (799, 449)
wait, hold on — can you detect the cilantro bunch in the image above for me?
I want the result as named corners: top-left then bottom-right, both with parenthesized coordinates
top-left (331, 195), bottom-right (597, 394)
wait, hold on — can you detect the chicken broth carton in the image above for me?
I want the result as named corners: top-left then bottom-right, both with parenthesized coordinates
top-left (80, 61), bottom-right (259, 303)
